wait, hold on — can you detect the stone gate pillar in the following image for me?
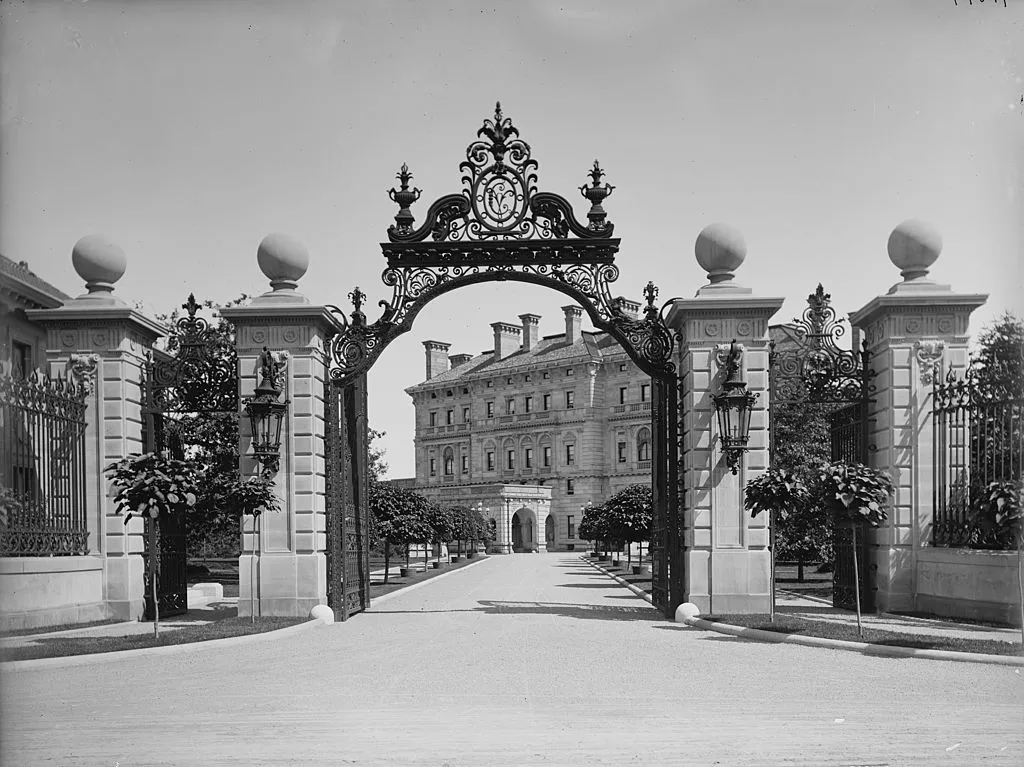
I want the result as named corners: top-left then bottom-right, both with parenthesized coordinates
top-left (221, 234), bottom-right (344, 617)
top-left (665, 225), bottom-right (783, 614)
top-left (848, 221), bottom-right (986, 613)
top-left (27, 236), bottom-right (166, 621)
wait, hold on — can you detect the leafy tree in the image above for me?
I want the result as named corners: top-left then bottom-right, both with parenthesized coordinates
top-left (448, 505), bottom-right (473, 557)
top-left (973, 312), bottom-right (1024, 390)
top-left (579, 504), bottom-right (611, 556)
top-left (744, 468), bottom-right (817, 580)
top-left (425, 503), bottom-right (456, 563)
top-left (600, 484), bottom-right (652, 566)
top-left (105, 453), bottom-right (200, 637)
top-left (369, 482), bottom-right (430, 582)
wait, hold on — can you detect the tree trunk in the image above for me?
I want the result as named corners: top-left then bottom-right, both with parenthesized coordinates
top-left (149, 518), bottom-right (160, 639)
top-left (797, 555), bottom-right (804, 582)
top-left (423, 542), bottom-right (428, 572)
top-left (405, 545), bottom-right (410, 568)
top-left (384, 542), bottom-right (391, 585)
top-left (627, 542), bottom-right (632, 567)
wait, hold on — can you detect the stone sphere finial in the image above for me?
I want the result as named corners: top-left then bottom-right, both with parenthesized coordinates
top-left (257, 233), bottom-right (309, 294)
top-left (695, 223), bottom-right (747, 287)
top-left (887, 219), bottom-right (942, 282)
top-left (71, 235), bottom-right (127, 295)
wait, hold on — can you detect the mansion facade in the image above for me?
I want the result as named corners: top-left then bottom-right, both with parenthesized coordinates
top-left (401, 303), bottom-right (654, 553)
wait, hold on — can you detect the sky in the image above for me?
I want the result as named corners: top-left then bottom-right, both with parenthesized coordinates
top-left (1, 0), bottom-right (1021, 479)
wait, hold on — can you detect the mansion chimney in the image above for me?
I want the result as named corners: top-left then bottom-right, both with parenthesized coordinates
top-left (423, 340), bottom-right (451, 380)
top-left (450, 353), bottom-right (474, 368)
top-left (615, 298), bottom-right (641, 320)
top-left (519, 313), bottom-right (541, 351)
top-left (491, 322), bottom-right (522, 361)
top-left (562, 305), bottom-right (583, 344)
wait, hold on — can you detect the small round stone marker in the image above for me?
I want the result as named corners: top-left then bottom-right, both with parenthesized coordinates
top-left (309, 604), bottom-right (335, 624)
top-left (675, 602), bottom-right (701, 623)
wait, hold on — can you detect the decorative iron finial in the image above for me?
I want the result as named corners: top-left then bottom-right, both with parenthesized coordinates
top-left (349, 287), bottom-right (366, 313)
top-left (580, 159), bottom-right (614, 231)
top-left (643, 281), bottom-right (659, 320)
top-left (183, 293), bottom-right (200, 319)
top-left (388, 163), bottom-right (422, 236)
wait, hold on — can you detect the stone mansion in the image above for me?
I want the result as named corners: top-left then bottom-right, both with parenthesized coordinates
top-left (399, 302), bottom-right (655, 553)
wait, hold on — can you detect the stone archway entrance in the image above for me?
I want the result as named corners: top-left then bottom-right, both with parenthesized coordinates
top-left (323, 104), bottom-right (682, 619)
top-left (511, 510), bottom-right (534, 552)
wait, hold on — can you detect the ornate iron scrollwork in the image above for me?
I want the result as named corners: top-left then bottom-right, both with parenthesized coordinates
top-left (769, 284), bottom-right (873, 405)
top-left (328, 104), bottom-right (675, 382)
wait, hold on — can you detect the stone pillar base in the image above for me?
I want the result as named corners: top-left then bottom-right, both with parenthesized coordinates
top-left (104, 554), bottom-right (146, 621)
top-left (685, 549), bottom-right (772, 615)
top-left (872, 544), bottom-right (917, 614)
top-left (239, 552), bottom-right (326, 618)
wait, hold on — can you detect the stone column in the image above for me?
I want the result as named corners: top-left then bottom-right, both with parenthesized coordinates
top-left (848, 220), bottom-right (986, 613)
top-left (27, 236), bottom-right (166, 621)
top-left (665, 224), bottom-right (784, 614)
top-left (221, 234), bottom-right (344, 618)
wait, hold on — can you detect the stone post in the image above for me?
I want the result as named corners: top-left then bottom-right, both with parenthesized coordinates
top-left (848, 220), bottom-right (986, 613)
top-left (220, 234), bottom-right (344, 618)
top-left (665, 224), bottom-right (784, 614)
top-left (27, 236), bottom-right (166, 621)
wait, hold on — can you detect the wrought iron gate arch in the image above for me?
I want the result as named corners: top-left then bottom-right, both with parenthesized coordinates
top-left (767, 283), bottom-right (875, 611)
top-left (140, 293), bottom-right (239, 619)
top-left (323, 103), bottom-right (683, 619)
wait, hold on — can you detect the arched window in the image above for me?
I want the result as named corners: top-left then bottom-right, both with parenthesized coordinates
top-left (637, 427), bottom-right (651, 462)
top-left (443, 447), bottom-right (454, 476)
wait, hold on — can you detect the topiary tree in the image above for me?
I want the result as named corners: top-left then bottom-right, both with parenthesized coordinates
top-left (600, 484), bottom-right (652, 567)
top-left (105, 453), bottom-right (201, 638)
top-left (579, 503), bottom-right (611, 557)
top-left (426, 504), bottom-right (456, 564)
top-left (818, 461), bottom-right (894, 634)
top-left (369, 483), bottom-right (430, 582)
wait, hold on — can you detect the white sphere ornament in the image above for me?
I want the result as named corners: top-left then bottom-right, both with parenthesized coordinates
top-left (72, 235), bottom-right (127, 295)
top-left (695, 223), bottom-right (747, 285)
top-left (257, 233), bottom-right (309, 293)
top-left (675, 602), bottom-right (701, 623)
top-left (887, 219), bottom-right (942, 281)
top-left (309, 604), bottom-right (335, 624)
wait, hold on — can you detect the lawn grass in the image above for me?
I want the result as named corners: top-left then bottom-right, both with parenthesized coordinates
top-left (0, 617), bottom-right (307, 663)
top-left (0, 618), bottom-right (126, 639)
top-left (701, 613), bottom-right (1024, 657)
top-left (370, 554), bottom-right (486, 600)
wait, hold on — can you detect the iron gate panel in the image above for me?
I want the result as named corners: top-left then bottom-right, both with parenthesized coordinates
top-left (768, 285), bottom-right (874, 613)
top-left (140, 294), bottom-right (239, 621)
top-left (325, 375), bottom-right (371, 620)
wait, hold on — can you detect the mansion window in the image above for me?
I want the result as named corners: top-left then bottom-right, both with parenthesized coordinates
top-left (463, 406), bottom-right (470, 422)
top-left (506, 398), bottom-right (516, 415)
top-left (525, 448), bottom-right (533, 469)
top-left (641, 383), bottom-right (650, 402)
top-left (429, 458), bottom-right (437, 476)
top-left (617, 441), bottom-right (627, 463)
top-left (566, 368), bottom-right (574, 376)
top-left (638, 437), bottom-right (650, 462)
top-left (506, 450), bottom-right (516, 470)
top-left (486, 451), bottom-right (495, 471)
top-left (543, 446), bottom-right (551, 467)
top-left (542, 372), bottom-right (550, 379)
top-left (565, 391), bottom-right (575, 409)
top-left (444, 450), bottom-right (454, 475)
top-left (619, 386), bottom-right (627, 405)
top-left (567, 478), bottom-right (575, 495)
top-left (542, 393), bottom-right (551, 410)
top-left (567, 515), bottom-right (575, 539)
top-left (446, 409), bottom-right (454, 425)
top-left (486, 401), bottom-right (495, 417)
top-left (565, 444), bottom-right (575, 465)
top-left (525, 396), bottom-right (533, 413)
top-left (12, 341), bottom-right (31, 380)
top-left (429, 411), bottom-right (437, 426)
top-left (461, 455), bottom-right (469, 474)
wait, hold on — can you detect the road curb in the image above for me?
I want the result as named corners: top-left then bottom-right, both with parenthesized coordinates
top-left (367, 554), bottom-right (492, 610)
top-left (681, 616), bottom-right (1024, 667)
top-left (1, 618), bottom-right (325, 672)
top-left (579, 556), bottom-right (654, 606)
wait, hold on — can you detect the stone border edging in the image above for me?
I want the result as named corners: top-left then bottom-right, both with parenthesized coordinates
top-left (1, 618), bottom-right (325, 672)
top-left (366, 554), bottom-right (492, 610)
top-left (681, 615), bottom-right (1024, 667)
top-left (580, 556), bottom-right (654, 606)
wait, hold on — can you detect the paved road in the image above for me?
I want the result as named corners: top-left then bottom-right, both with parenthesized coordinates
top-left (2, 554), bottom-right (1022, 766)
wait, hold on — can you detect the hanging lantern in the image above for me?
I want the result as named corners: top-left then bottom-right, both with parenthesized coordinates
top-left (712, 340), bottom-right (758, 474)
top-left (244, 348), bottom-right (289, 475)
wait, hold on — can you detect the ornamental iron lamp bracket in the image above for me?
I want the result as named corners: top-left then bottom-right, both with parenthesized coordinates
top-left (712, 339), bottom-right (758, 474)
top-left (244, 347), bottom-right (289, 476)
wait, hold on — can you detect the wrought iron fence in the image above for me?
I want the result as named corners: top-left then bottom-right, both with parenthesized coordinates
top-left (0, 371), bottom-right (89, 556)
top-left (932, 363), bottom-right (1022, 548)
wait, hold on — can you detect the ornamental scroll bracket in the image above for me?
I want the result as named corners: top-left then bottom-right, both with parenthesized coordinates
top-left (68, 353), bottom-right (100, 395)
top-left (914, 340), bottom-right (945, 386)
top-left (327, 104), bottom-right (675, 383)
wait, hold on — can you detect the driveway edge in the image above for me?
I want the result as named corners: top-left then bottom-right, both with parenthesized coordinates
top-left (580, 556), bottom-right (654, 605)
top-left (367, 554), bottom-right (492, 610)
top-left (1, 618), bottom-right (325, 672)
top-left (681, 616), bottom-right (1024, 667)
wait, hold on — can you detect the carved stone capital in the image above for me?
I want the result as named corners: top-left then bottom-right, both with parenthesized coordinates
top-left (914, 340), bottom-right (945, 386)
top-left (68, 353), bottom-right (101, 394)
